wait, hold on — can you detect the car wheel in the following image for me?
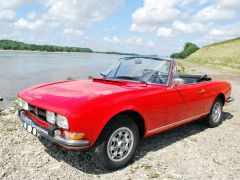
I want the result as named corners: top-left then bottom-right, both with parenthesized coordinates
top-left (206, 97), bottom-right (223, 128)
top-left (93, 115), bottom-right (139, 170)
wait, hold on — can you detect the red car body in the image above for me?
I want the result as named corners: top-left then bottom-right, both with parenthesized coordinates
top-left (18, 59), bottom-right (232, 151)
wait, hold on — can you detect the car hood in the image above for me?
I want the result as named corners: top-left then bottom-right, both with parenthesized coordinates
top-left (19, 78), bottom-right (146, 115)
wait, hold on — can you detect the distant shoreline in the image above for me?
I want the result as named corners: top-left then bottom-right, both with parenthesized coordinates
top-left (0, 49), bottom-right (139, 56)
top-left (0, 40), bottom-right (138, 56)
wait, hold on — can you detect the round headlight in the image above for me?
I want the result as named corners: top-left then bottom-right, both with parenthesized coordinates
top-left (46, 111), bottom-right (56, 124)
top-left (22, 100), bottom-right (29, 111)
top-left (18, 98), bottom-right (23, 107)
top-left (56, 114), bottom-right (69, 129)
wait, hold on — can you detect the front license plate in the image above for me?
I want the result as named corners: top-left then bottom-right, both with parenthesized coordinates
top-left (22, 121), bottom-right (38, 137)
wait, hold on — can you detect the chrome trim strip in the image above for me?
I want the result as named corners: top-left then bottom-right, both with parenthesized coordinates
top-left (147, 112), bottom-right (209, 134)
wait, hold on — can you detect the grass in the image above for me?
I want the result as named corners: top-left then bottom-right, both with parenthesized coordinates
top-left (186, 38), bottom-right (240, 72)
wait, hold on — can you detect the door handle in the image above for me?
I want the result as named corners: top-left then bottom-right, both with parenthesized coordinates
top-left (198, 89), bottom-right (205, 93)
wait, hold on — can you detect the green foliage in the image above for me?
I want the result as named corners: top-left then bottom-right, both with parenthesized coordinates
top-left (171, 42), bottom-right (199, 59)
top-left (66, 76), bottom-right (74, 80)
top-left (0, 40), bottom-right (93, 53)
top-left (88, 74), bottom-right (93, 79)
top-left (96, 51), bottom-right (139, 56)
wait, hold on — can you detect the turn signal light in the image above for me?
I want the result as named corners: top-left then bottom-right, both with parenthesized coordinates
top-left (64, 131), bottom-right (85, 140)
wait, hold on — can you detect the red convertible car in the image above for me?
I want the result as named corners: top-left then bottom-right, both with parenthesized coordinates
top-left (18, 56), bottom-right (233, 170)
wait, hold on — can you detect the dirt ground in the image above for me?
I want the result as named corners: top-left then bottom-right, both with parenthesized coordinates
top-left (0, 62), bottom-right (240, 179)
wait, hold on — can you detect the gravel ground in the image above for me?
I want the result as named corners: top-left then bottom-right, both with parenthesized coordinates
top-left (0, 62), bottom-right (240, 180)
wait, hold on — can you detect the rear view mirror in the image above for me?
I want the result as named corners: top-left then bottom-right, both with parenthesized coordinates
top-left (135, 59), bottom-right (142, 64)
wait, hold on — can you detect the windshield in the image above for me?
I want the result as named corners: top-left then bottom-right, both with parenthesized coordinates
top-left (104, 57), bottom-right (172, 85)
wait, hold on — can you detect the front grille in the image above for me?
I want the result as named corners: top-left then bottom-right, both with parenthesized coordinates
top-left (28, 104), bottom-right (47, 121)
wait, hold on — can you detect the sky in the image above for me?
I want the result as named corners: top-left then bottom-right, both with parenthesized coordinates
top-left (0, 0), bottom-right (239, 55)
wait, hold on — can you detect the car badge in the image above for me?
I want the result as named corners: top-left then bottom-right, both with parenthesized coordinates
top-left (34, 107), bottom-right (38, 116)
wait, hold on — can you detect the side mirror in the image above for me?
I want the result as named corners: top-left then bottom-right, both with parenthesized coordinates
top-left (167, 78), bottom-right (184, 90)
top-left (174, 78), bottom-right (184, 85)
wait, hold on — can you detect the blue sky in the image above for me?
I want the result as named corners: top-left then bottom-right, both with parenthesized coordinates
top-left (0, 0), bottom-right (239, 55)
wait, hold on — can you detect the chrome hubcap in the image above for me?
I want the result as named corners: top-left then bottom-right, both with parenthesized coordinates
top-left (107, 127), bottom-right (134, 162)
top-left (212, 102), bottom-right (221, 123)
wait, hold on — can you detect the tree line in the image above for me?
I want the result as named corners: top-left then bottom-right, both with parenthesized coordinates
top-left (0, 40), bottom-right (93, 53)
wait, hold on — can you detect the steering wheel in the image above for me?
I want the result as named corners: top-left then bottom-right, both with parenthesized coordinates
top-left (146, 71), bottom-right (164, 84)
top-left (142, 69), bottom-right (164, 84)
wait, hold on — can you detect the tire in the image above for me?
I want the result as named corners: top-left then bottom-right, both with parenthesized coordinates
top-left (93, 115), bottom-right (139, 170)
top-left (206, 97), bottom-right (223, 128)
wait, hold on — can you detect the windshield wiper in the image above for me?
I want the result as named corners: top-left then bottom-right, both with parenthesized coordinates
top-left (115, 76), bottom-right (137, 80)
top-left (115, 76), bottom-right (148, 85)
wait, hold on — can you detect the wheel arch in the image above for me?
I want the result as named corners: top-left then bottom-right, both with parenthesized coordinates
top-left (92, 109), bottom-right (146, 146)
top-left (216, 93), bottom-right (225, 106)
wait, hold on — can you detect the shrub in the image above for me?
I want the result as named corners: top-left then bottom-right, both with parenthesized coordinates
top-left (171, 42), bottom-right (199, 59)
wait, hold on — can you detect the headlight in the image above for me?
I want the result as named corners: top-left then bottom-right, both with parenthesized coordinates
top-left (22, 100), bottom-right (29, 111)
top-left (56, 114), bottom-right (69, 129)
top-left (46, 111), bottom-right (56, 124)
top-left (18, 98), bottom-right (23, 107)
top-left (18, 98), bottom-right (29, 110)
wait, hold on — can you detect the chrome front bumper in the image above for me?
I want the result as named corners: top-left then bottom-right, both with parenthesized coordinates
top-left (18, 110), bottom-right (90, 149)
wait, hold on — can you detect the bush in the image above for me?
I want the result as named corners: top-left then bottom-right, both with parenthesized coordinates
top-left (171, 42), bottom-right (199, 59)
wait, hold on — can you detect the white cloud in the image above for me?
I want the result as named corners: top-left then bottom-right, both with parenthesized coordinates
top-left (198, 0), bottom-right (209, 5)
top-left (209, 24), bottom-right (240, 37)
top-left (45, 0), bottom-right (124, 27)
top-left (15, 18), bottom-right (44, 31)
top-left (209, 29), bottom-right (225, 36)
top-left (219, 0), bottom-right (240, 9)
top-left (131, 0), bottom-right (180, 27)
top-left (195, 5), bottom-right (235, 21)
top-left (197, 24), bottom-right (240, 46)
top-left (157, 27), bottom-right (174, 37)
top-left (130, 23), bottom-right (157, 33)
top-left (147, 40), bottom-right (155, 47)
top-left (0, 10), bottom-right (15, 22)
top-left (0, 0), bottom-right (44, 9)
top-left (103, 36), bottom-right (121, 44)
top-left (126, 36), bottom-right (144, 45)
top-left (63, 28), bottom-right (84, 36)
top-left (172, 20), bottom-right (206, 34)
top-left (27, 11), bottom-right (37, 20)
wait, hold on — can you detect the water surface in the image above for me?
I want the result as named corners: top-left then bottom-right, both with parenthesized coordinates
top-left (0, 51), bottom-right (122, 108)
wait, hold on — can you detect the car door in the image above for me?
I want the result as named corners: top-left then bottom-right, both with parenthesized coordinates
top-left (142, 85), bottom-right (184, 133)
top-left (163, 61), bottom-right (207, 125)
top-left (173, 83), bottom-right (208, 121)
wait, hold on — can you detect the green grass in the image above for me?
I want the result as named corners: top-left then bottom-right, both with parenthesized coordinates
top-left (186, 38), bottom-right (240, 72)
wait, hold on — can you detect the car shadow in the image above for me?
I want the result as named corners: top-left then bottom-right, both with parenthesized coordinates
top-left (39, 111), bottom-right (233, 175)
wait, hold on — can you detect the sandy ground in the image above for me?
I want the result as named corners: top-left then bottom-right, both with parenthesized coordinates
top-left (0, 62), bottom-right (240, 179)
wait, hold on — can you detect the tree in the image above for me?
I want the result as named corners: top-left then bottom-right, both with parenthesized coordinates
top-left (171, 42), bottom-right (199, 59)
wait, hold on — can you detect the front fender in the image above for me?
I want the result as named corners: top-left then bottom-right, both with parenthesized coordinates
top-left (90, 105), bottom-right (146, 146)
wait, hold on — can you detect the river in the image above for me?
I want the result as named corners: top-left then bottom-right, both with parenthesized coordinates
top-left (0, 51), bottom-right (122, 109)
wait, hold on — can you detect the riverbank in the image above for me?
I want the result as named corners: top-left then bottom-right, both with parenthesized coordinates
top-left (0, 62), bottom-right (239, 179)
top-left (0, 51), bottom-right (123, 109)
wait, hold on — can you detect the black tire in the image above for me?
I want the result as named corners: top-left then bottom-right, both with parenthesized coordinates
top-left (206, 97), bottom-right (223, 128)
top-left (93, 115), bottom-right (139, 170)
